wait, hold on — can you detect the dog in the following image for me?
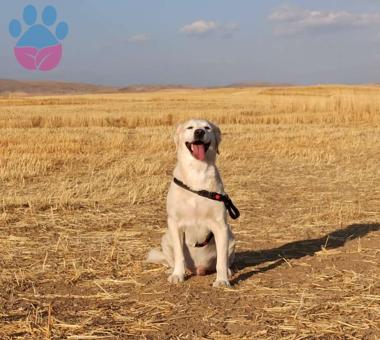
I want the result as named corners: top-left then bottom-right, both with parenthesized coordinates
top-left (147, 119), bottom-right (236, 287)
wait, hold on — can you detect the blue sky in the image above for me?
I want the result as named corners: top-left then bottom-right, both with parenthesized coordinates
top-left (1, 0), bottom-right (380, 86)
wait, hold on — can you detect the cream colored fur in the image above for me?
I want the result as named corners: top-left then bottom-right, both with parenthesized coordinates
top-left (147, 119), bottom-right (235, 288)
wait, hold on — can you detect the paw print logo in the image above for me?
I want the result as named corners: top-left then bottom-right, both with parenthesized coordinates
top-left (9, 5), bottom-right (69, 71)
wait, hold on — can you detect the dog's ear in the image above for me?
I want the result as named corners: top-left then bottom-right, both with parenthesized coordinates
top-left (211, 123), bottom-right (221, 154)
top-left (173, 122), bottom-right (182, 148)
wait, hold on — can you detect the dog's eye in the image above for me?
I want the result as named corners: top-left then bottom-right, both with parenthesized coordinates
top-left (204, 126), bottom-right (211, 130)
top-left (186, 126), bottom-right (193, 130)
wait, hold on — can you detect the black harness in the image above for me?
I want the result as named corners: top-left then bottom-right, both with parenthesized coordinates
top-left (173, 177), bottom-right (240, 247)
top-left (194, 231), bottom-right (215, 248)
top-left (173, 177), bottom-right (240, 220)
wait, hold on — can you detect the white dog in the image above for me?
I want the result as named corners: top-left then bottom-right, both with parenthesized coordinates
top-left (147, 119), bottom-right (238, 287)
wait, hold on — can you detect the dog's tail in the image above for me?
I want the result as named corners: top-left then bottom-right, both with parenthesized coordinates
top-left (146, 248), bottom-right (168, 266)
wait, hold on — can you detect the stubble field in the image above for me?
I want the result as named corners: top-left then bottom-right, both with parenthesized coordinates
top-left (0, 86), bottom-right (379, 339)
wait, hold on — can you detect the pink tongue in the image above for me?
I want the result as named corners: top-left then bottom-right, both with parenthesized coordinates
top-left (192, 144), bottom-right (206, 161)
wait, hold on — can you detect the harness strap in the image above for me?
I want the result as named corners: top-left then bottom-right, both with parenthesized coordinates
top-left (173, 177), bottom-right (240, 220)
top-left (195, 232), bottom-right (214, 247)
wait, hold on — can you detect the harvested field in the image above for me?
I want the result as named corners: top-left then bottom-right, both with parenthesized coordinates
top-left (0, 86), bottom-right (379, 339)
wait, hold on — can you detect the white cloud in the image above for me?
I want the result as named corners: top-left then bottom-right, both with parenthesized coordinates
top-left (180, 20), bottom-right (239, 38)
top-left (129, 33), bottom-right (151, 43)
top-left (180, 20), bottom-right (218, 35)
top-left (269, 7), bottom-right (380, 35)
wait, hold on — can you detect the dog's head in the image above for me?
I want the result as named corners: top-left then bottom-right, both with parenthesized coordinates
top-left (174, 119), bottom-right (221, 163)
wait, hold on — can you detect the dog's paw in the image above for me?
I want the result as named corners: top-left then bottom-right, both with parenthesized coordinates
top-left (213, 279), bottom-right (231, 288)
top-left (167, 273), bottom-right (184, 284)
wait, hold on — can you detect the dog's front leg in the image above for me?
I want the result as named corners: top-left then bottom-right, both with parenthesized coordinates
top-left (212, 222), bottom-right (231, 288)
top-left (167, 218), bottom-right (185, 284)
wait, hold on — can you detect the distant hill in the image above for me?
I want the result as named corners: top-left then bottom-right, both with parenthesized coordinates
top-left (0, 79), bottom-right (117, 95)
top-left (0, 79), bottom-right (297, 96)
top-left (119, 82), bottom-right (295, 92)
top-left (118, 84), bottom-right (193, 92)
top-left (224, 82), bottom-right (294, 88)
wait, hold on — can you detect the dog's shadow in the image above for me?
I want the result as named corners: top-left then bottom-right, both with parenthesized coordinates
top-left (232, 223), bottom-right (380, 285)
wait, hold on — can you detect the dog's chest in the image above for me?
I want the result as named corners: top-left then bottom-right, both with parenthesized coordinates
top-left (182, 197), bottom-right (214, 244)
top-left (181, 194), bottom-right (218, 221)
top-left (168, 163), bottom-right (225, 225)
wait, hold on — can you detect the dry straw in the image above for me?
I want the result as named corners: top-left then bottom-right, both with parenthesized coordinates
top-left (0, 86), bottom-right (379, 338)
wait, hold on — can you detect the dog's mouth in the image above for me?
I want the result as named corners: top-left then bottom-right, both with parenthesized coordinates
top-left (185, 141), bottom-right (210, 161)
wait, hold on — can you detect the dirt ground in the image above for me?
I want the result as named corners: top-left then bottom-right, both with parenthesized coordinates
top-left (0, 87), bottom-right (379, 339)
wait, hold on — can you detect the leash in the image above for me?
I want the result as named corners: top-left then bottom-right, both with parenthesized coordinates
top-left (173, 177), bottom-right (240, 220)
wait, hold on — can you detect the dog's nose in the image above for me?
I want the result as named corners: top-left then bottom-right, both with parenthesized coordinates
top-left (194, 129), bottom-right (205, 139)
